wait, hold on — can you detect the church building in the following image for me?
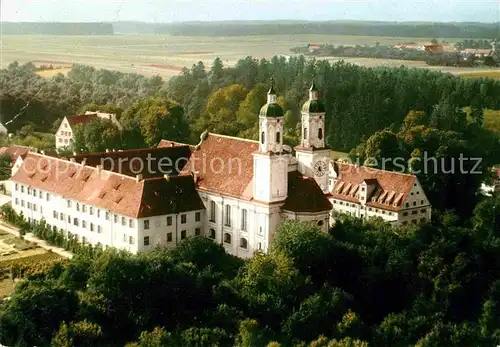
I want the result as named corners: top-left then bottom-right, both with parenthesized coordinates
top-left (10, 80), bottom-right (431, 258)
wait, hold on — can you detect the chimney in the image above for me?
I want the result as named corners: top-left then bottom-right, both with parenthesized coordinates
top-left (96, 165), bottom-right (102, 172)
top-left (192, 171), bottom-right (199, 184)
top-left (82, 159), bottom-right (87, 166)
top-left (164, 174), bottom-right (170, 181)
top-left (136, 174), bottom-right (143, 182)
top-left (70, 158), bottom-right (76, 163)
top-left (105, 149), bottom-right (109, 153)
top-left (40, 150), bottom-right (45, 155)
top-left (170, 143), bottom-right (174, 147)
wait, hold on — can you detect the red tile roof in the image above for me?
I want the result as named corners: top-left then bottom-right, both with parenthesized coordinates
top-left (158, 140), bottom-right (194, 149)
top-left (12, 153), bottom-right (204, 218)
top-left (0, 145), bottom-right (31, 165)
top-left (282, 171), bottom-right (332, 213)
top-left (68, 146), bottom-right (192, 179)
top-left (330, 163), bottom-right (417, 212)
top-left (178, 133), bottom-right (259, 199)
top-left (66, 114), bottom-right (98, 127)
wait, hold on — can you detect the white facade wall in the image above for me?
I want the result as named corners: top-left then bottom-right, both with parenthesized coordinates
top-left (55, 118), bottom-right (74, 149)
top-left (198, 191), bottom-right (279, 259)
top-left (11, 180), bottom-right (205, 254)
top-left (136, 210), bottom-right (205, 253)
top-left (398, 180), bottom-right (432, 225)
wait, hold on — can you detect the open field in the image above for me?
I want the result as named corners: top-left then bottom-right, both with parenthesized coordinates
top-left (1, 35), bottom-right (496, 80)
top-left (35, 67), bottom-right (72, 78)
top-left (458, 71), bottom-right (500, 80)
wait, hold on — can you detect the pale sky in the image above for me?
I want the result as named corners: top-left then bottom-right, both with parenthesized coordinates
top-left (0, 0), bottom-right (498, 23)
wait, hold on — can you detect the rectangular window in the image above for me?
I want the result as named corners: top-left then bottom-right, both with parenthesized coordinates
top-left (210, 200), bottom-right (216, 222)
top-left (15, 198), bottom-right (18, 205)
top-left (53, 211), bottom-right (57, 218)
top-left (129, 236), bottom-right (134, 245)
top-left (60, 213), bottom-right (64, 220)
top-left (195, 212), bottom-right (201, 222)
top-left (33, 189), bottom-right (36, 196)
top-left (21, 200), bottom-right (24, 207)
top-left (97, 226), bottom-right (102, 234)
top-left (33, 204), bottom-right (37, 212)
top-left (144, 220), bottom-right (150, 230)
top-left (46, 193), bottom-right (50, 201)
top-left (167, 232), bottom-right (172, 242)
top-left (68, 215), bottom-right (71, 223)
top-left (114, 215), bottom-right (118, 223)
top-left (123, 234), bottom-right (127, 242)
top-left (90, 223), bottom-right (94, 232)
top-left (144, 236), bottom-right (150, 246)
top-left (82, 205), bottom-right (86, 213)
top-left (97, 209), bottom-right (100, 218)
top-left (241, 209), bottom-right (247, 231)
top-left (21, 185), bottom-right (24, 193)
top-left (129, 219), bottom-right (134, 228)
top-left (181, 230), bottom-right (187, 239)
top-left (412, 211), bottom-right (418, 215)
top-left (76, 203), bottom-right (80, 212)
top-left (27, 202), bottom-right (31, 209)
top-left (39, 191), bottom-right (42, 199)
top-left (105, 212), bottom-right (109, 220)
top-left (82, 220), bottom-right (86, 228)
top-left (421, 200), bottom-right (424, 205)
top-left (181, 214), bottom-right (187, 224)
top-left (15, 184), bottom-right (18, 191)
top-left (225, 205), bottom-right (231, 227)
top-left (121, 217), bottom-right (126, 226)
top-left (167, 216), bottom-right (172, 226)
top-left (73, 218), bottom-right (78, 226)
top-left (89, 207), bottom-right (94, 215)
top-left (195, 228), bottom-right (201, 236)
top-left (67, 200), bottom-right (72, 208)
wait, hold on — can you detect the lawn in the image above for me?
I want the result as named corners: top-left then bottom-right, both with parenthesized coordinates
top-left (484, 109), bottom-right (500, 134)
top-left (0, 34), bottom-right (493, 80)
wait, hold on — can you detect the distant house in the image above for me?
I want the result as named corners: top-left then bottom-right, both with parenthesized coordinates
top-left (461, 49), bottom-right (493, 58)
top-left (481, 168), bottom-right (500, 196)
top-left (424, 44), bottom-right (444, 53)
top-left (55, 111), bottom-right (121, 150)
top-left (308, 44), bottom-right (321, 53)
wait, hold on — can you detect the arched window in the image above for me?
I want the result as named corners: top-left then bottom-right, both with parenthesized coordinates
top-left (303, 128), bottom-right (308, 139)
top-left (224, 233), bottom-right (232, 244)
top-left (276, 131), bottom-right (281, 144)
top-left (240, 238), bottom-right (248, 249)
top-left (209, 228), bottom-right (216, 239)
top-left (261, 131), bottom-right (265, 144)
top-left (318, 128), bottom-right (323, 140)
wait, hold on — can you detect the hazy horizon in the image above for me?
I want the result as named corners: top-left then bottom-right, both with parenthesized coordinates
top-left (1, 0), bottom-right (499, 23)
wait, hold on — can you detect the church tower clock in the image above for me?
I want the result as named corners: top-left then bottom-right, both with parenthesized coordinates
top-left (295, 78), bottom-right (331, 193)
top-left (252, 78), bottom-right (290, 203)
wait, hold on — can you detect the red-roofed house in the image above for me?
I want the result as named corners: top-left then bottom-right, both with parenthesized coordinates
top-left (328, 163), bottom-right (431, 225)
top-left (55, 111), bottom-right (121, 150)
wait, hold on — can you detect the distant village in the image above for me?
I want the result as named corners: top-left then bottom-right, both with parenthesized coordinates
top-left (297, 39), bottom-right (498, 67)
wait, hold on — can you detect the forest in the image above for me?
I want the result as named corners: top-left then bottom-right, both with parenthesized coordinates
top-left (154, 21), bottom-right (500, 38)
top-left (0, 22), bottom-right (114, 35)
top-left (0, 53), bottom-right (500, 345)
top-left (0, 199), bottom-right (499, 346)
